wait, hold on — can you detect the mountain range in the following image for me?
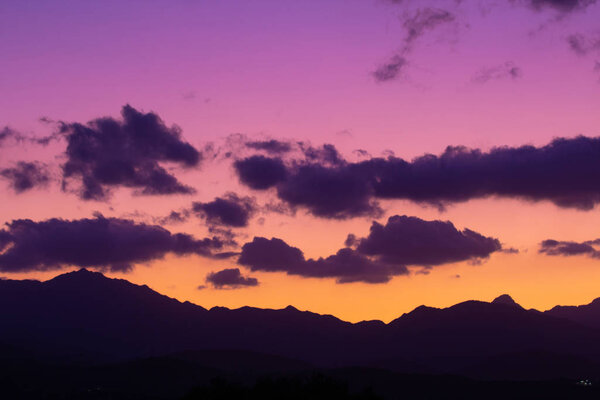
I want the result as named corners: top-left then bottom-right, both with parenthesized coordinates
top-left (2, 268), bottom-right (600, 383)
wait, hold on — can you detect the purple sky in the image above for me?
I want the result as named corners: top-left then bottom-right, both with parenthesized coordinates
top-left (1, 0), bottom-right (600, 321)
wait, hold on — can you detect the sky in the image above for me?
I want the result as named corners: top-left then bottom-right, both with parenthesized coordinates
top-left (1, 0), bottom-right (600, 323)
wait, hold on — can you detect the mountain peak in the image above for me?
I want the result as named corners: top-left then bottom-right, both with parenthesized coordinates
top-left (70, 268), bottom-right (100, 276)
top-left (49, 268), bottom-right (107, 283)
top-left (492, 294), bottom-right (522, 308)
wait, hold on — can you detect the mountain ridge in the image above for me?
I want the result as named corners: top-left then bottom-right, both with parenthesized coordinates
top-left (15, 268), bottom-right (600, 324)
top-left (2, 269), bottom-right (600, 380)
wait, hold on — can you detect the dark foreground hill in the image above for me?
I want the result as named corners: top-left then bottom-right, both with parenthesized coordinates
top-left (2, 269), bottom-right (600, 398)
top-left (1, 352), bottom-right (600, 400)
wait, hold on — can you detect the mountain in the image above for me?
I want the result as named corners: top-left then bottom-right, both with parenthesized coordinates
top-left (385, 298), bottom-right (600, 376)
top-left (491, 294), bottom-right (523, 308)
top-left (0, 269), bottom-right (368, 366)
top-left (545, 297), bottom-right (600, 330)
top-left (2, 269), bottom-right (600, 381)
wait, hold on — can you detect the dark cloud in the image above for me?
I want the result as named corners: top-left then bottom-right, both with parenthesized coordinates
top-left (59, 105), bottom-right (200, 200)
top-left (235, 136), bottom-right (600, 217)
top-left (539, 238), bottom-right (600, 258)
top-left (238, 215), bottom-right (500, 283)
top-left (367, 136), bottom-right (600, 210)
top-left (206, 227), bottom-right (238, 249)
top-left (233, 155), bottom-right (288, 190)
top-left (299, 143), bottom-right (344, 166)
top-left (354, 215), bottom-right (502, 266)
top-left (304, 248), bottom-right (408, 283)
top-left (0, 216), bottom-right (225, 273)
top-left (276, 163), bottom-right (382, 219)
top-left (567, 33), bottom-right (600, 56)
top-left (245, 139), bottom-right (292, 155)
top-left (344, 234), bottom-right (358, 248)
top-left (262, 200), bottom-right (297, 217)
top-left (471, 62), bottom-right (523, 84)
top-left (155, 210), bottom-right (190, 225)
top-left (238, 237), bottom-right (407, 284)
top-left (1, 162), bottom-right (50, 193)
top-left (373, 8), bottom-right (455, 83)
top-left (239, 237), bottom-right (305, 272)
top-left (235, 148), bottom-right (373, 219)
top-left (0, 231), bottom-right (11, 252)
top-left (205, 268), bottom-right (259, 289)
top-left (211, 251), bottom-right (242, 260)
top-left (192, 193), bottom-right (256, 227)
top-left (518, 0), bottom-right (597, 12)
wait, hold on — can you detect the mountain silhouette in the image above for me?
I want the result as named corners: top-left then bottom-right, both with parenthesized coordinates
top-left (491, 294), bottom-right (523, 309)
top-left (545, 297), bottom-right (600, 330)
top-left (2, 269), bottom-right (600, 381)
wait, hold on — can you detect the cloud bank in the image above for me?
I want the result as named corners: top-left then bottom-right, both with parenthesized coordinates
top-left (234, 136), bottom-right (600, 218)
top-left (0, 216), bottom-right (225, 273)
top-left (237, 215), bottom-right (501, 283)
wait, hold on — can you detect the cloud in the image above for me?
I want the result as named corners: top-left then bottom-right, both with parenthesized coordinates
top-left (0, 127), bottom-right (56, 147)
top-left (233, 155), bottom-right (288, 190)
top-left (237, 215), bottom-right (500, 284)
top-left (59, 105), bottom-right (200, 200)
top-left (373, 55), bottom-right (408, 82)
top-left (245, 139), bottom-right (292, 155)
top-left (539, 238), bottom-right (600, 258)
top-left (238, 237), bottom-right (305, 272)
top-left (402, 8), bottom-right (456, 45)
top-left (276, 163), bottom-right (382, 219)
top-left (368, 136), bottom-right (600, 210)
top-left (235, 145), bottom-right (373, 219)
top-left (517, 0), bottom-right (597, 13)
top-left (0, 216), bottom-right (226, 273)
top-left (155, 210), bottom-right (190, 225)
top-left (235, 136), bottom-right (600, 216)
top-left (299, 143), bottom-right (344, 166)
top-left (353, 215), bottom-right (502, 266)
top-left (471, 62), bottom-right (523, 84)
top-left (238, 237), bottom-right (406, 284)
top-left (0, 127), bottom-right (17, 145)
top-left (1, 162), bottom-right (50, 193)
top-left (567, 33), bottom-right (600, 56)
top-left (205, 268), bottom-right (259, 289)
top-left (192, 193), bottom-right (256, 227)
top-left (373, 8), bottom-right (455, 82)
